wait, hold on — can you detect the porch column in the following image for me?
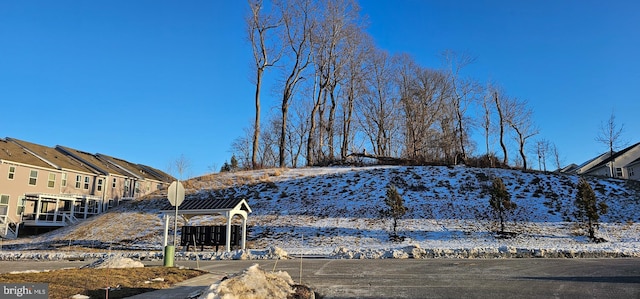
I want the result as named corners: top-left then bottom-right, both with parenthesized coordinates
top-left (225, 212), bottom-right (232, 252)
top-left (241, 214), bottom-right (247, 250)
top-left (83, 198), bottom-right (89, 219)
top-left (70, 198), bottom-right (76, 219)
top-left (34, 198), bottom-right (41, 222)
top-left (54, 198), bottom-right (60, 223)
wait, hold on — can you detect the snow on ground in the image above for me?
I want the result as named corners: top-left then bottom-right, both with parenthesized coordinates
top-left (1, 165), bottom-right (639, 260)
top-left (82, 256), bottom-right (145, 269)
top-left (199, 264), bottom-right (296, 299)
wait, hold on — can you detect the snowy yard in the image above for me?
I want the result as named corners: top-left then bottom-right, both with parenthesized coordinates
top-left (2, 166), bottom-right (639, 260)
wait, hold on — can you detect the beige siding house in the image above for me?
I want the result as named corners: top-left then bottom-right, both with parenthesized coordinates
top-left (570, 142), bottom-right (640, 181)
top-left (0, 137), bottom-right (173, 238)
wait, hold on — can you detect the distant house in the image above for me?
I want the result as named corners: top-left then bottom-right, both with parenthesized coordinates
top-left (625, 157), bottom-right (640, 181)
top-left (0, 137), bottom-right (173, 238)
top-left (564, 142), bottom-right (640, 181)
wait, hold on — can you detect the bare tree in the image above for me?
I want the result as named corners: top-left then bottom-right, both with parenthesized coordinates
top-left (358, 48), bottom-right (402, 157)
top-left (441, 50), bottom-right (480, 163)
top-left (493, 89), bottom-right (509, 165)
top-left (276, 0), bottom-right (315, 167)
top-left (397, 55), bottom-right (448, 162)
top-left (481, 84), bottom-right (495, 166)
top-left (595, 111), bottom-right (626, 176)
top-left (534, 139), bottom-right (550, 171)
top-left (247, 0), bottom-right (281, 169)
top-left (551, 143), bottom-right (563, 170)
top-left (339, 26), bottom-right (371, 160)
top-left (507, 99), bottom-right (538, 170)
top-left (167, 154), bottom-right (191, 180)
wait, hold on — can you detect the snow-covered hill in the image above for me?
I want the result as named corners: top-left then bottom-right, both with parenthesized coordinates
top-left (4, 165), bottom-right (640, 258)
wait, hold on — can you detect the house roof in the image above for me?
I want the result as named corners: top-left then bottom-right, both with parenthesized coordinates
top-left (0, 138), bottom-right (54, 169)
top-left (626, 156), bottom-right (640, 167)
top-left (589, 142), bottom-right (640, 170)
top-left (137, 164), bottom-right (174, 183)
top-left (56, 146), bottom-right (130, 177)
top-left (96, 153), bottom-right (170, 182)
top-left (8, 138), bottom-right (98, 174)
top-left (161, 197), bottom-right (252, 215)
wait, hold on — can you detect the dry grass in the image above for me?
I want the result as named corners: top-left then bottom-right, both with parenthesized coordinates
top-left (0, 267), bottom-right (205, 299)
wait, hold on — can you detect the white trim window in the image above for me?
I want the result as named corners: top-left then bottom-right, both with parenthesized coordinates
top-left (48, 173), bottom-right (56, 188)
top-left (29, 170), bottom-right (38, 186)
top-left (8, 166), bottom-right (15, 180)
top-left (630, 167), bottom-right (635, 177)
top-left (75, 175), bottom-right (82, 189)
top-left (62, 173), bottom-right (67, 187)
top-left (84, 177), bottom-right (90, 190)
top-left (16, 197), bottom-right (25, 215)
top-left (0, 194), bottom-right (9, 216)
top-left (112, 178), bottom-right (117, 188)
top-left (97, 178), bottom-right (103, 192)
top-left (615, 167), bottom-right (623, 178)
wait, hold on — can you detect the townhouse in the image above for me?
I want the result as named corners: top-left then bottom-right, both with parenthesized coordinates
top-left (563, 142), bottom-right (640, 181)
top-left (0, 137), bottom-right (173, 238)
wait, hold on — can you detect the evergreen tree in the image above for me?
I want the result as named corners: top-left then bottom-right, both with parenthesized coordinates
top-left (230, 155), bottom-right (239, 171)
top-left (574, 178), bottom-right (608, 240)
top-left (220, 161), bottom-right (231, 173)
top-left (380, 184), bottom-right (407, 240)
top-left (489, 177), bottom-right (517, 234)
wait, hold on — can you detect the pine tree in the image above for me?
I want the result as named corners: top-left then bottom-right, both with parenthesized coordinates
top-left (380, 184), bottom-right (407, 240)
top-left (489, 177), bottom-right (517, 234)
top-left (220, 162), bottom-right (231, 173)
top-left (574, 178), bottom-right (608, 240)
top-left (230, 155), bottom-right (239, 171)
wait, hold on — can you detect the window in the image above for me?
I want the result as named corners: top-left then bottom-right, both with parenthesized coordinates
top-left (0, 195), bottom-right (8, 216)
top-left (97, 178), bottom-right (103, 192)
top-left (630, 167), bottom-right (635, 177)
top-left (615, 167), bottom-right (623, 177)
top-left (84, 177), bottom-right (90, 190)
top-left (29, 170), bottom-right (38, 185)
top-left (16, 197), bottom-right (25, 215)
top-left (48, 173), bottom-right (56, 188)
top-left (75, 175), bottom-right (82, 189)
top-left (112, 178), bottom-right (117, 188)
top-left (124, 179), bottom-right (130, 195)
top-left (62, 173), bottom-right (67, 187)
top-left (40, 202), bottom-right (49, 213)
top-left (135, 181), bottom-right (140, 194)
top-left (8, 166), bottom-right (15, 180)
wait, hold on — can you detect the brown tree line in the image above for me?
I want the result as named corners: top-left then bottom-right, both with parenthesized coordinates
top-left (239, 0), bottom-right (541, 170)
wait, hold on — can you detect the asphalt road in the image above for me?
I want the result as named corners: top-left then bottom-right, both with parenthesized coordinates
top-left (1, 258), bottom-right (639, 298)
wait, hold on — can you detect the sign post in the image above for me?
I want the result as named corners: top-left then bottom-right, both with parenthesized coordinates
top-left (164, 180), bottom-right (185, 267)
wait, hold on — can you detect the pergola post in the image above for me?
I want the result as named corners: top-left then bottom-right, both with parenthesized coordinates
top-left (225, 211), bottom-right (232, 252)
top-left (160, 198), bottom-right (251, 253)
top-left (241, 214), bottom-right (247, 250)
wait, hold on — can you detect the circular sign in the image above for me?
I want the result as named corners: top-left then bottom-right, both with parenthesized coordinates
top-left (167, 181), bottom-right (185, 206)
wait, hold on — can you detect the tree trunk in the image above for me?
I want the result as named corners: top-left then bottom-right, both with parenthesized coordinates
top-left (252, 68), bottom-right (263, 169)
top-left (494, 92), bottom-right (508, 165)
top-left (279, 102), bottom-right (289, 168)
top-left (327, 87), bottom-right (337, 161)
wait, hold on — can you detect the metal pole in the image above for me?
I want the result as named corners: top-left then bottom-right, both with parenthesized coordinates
top-left (173, 180), bottom-right (179, 247)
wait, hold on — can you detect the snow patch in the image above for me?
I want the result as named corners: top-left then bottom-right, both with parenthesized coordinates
top-left (199, 264), bottom-right (295, 299)
top-left (82, 256), bottom-right (144, 269)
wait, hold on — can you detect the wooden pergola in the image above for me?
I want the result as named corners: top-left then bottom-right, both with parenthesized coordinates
top-left (161, 197), bottom-right (252, 252)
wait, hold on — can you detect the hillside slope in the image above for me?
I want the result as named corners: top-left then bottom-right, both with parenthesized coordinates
top-left (5, 166), bottom-right (640, 256)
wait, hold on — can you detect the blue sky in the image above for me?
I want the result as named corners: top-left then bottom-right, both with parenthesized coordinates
top-left (1, 1), bottom-right (638, 177)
